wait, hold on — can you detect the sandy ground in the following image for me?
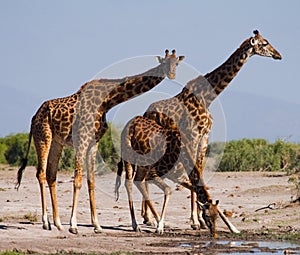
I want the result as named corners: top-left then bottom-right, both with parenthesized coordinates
top-left (0, 166), bottom-right (299, 254)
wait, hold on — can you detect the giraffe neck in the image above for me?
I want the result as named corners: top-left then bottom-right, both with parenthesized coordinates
top-left (204, 39), bottom-right (254, 103)
top-left (177, 39), bottom-right (254, 106)
top-left (108, 64), bottom-right (166, 108)
top-left (190, 169), bottom-right (211, 203)
top-left (78, 63), bottom-right (166, 111)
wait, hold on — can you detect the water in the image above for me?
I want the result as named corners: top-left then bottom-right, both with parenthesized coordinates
top-left (180, 240), bottom-right (300, 254)
top-left (216, 241), bottom-right (300, 254)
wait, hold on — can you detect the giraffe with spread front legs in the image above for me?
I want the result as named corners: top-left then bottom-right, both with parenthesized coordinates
top-left (116, 30), bottom-right (282, 234)
top-left (16, 49), bottom-right (185, 234)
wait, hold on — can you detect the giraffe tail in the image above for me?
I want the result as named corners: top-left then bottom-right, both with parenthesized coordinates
top-left (15, 130), bottom-right (32, 190)
top-left (115, 160), bottom-right (124, 201)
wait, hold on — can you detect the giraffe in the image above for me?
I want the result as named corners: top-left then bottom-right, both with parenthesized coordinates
top-left (16, 49), bottom-right (185, 234)
top-left (117, 30), bottom-right (282, 233)
top-left (115, 115), bottom-right (220, 236)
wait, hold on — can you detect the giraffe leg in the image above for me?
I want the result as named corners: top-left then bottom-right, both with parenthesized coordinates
top-left (195, 134), bottom-right (212, 229)
top-left (141, 182), bottom-right (154, 226)
top-left (124, 162), bottom-right (140, 232)
top-left (69, 156), bottom-right (84, 234)
top-left (134, 173), bottom-right (161, 233)
top-left (178, 179), bottom-right (205, 230)
top-left (46, 140), bottom-right (63, 231)
top-left (190, 191), bottom-right (201, 230)
top-left (86, 143), bottom-right (102, 233)
top-left (151, 176), bottom-right (171, 234)
top-left (35, 135), bottom-right (52, 231)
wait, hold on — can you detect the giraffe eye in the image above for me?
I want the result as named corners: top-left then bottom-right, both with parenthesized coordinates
top-left (262, 41), bottom-right (269, 46)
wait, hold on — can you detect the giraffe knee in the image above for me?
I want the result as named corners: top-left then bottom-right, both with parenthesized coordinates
top-left (165, 186), bottom-right (172, 196)
top-left (73, 175), bottom-right (83, 189)
top-left (87, 180), bottom-right (95, 190)
top-left (36, 170), bottom-right (46, 184)
top-left (46, 173), bottom-right (57, 187)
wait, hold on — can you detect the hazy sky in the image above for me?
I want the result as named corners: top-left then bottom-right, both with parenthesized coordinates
top-left (1, 1), bottom-right (299, 141)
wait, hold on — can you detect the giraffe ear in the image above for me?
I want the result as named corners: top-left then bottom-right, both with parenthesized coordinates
top-left (178, 56), bottom-right (185, 61)
top-left (156, 56), bottom-right (163, 63)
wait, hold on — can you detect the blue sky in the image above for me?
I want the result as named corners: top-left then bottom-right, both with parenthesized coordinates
top-left (1, 1), bottom-right (299, 141)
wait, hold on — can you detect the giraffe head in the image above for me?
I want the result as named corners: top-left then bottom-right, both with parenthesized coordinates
top-left (198, 199), bottom-right (219, 238)
top-left (156, 49), bottom-right (185, 79)
top-left (248, 30), bottom-right (282, 60)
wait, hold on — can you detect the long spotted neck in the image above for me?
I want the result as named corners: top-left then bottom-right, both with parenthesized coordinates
top-left (177, 39), bottom-right (254, 107)
top-left (81, 63), bottom-right (167, 111)
top-left (108, 64), bottom-right (166, 108)
top-left (118, 63), bottom-right (166, 101)
top-left (203, 39), bottom-right (254, 105)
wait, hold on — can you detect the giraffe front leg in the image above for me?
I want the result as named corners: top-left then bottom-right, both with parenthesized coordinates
top-left (190, 190), bottom-right (201, 230)
top-left (87, 144), bottom-right (102, 234)
top-left (152, 176), bottom-right (171, 235)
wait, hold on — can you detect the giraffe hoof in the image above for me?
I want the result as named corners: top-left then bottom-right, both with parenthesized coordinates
top-left (200, 224), bottom-right (208, 230)
top-left (133, 225), bottom-right (141, 232)
top-left (155, 228), bottom-right (164, 235)
top-left (69, 227), bottom-right (78, 235)
top-left (42, 224), bottom-right (51, 231)
top-left (55, 224), bottom-right (64, 231)
top-left (191, 224), bottom-right (200, 230)
top-left (94, 227), bottom-right (102, 234)
top-left (143, 219), bottom-right (155, 226)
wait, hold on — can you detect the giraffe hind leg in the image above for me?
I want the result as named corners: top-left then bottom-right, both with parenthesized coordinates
top-left (124, 162), bottom-right (141, 232)
top-left (35, 136), bottom-right (52, 231)
top-left (141, 182), bottom-right (154, 226)
top-left (134, 171), bottom-right (162, 234)
top-left (46, 140), bottom-right (64, 231)
top-left (86, 143), bottom-right (102, 233)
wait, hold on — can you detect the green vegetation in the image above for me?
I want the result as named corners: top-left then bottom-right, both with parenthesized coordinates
top-left (0, 123), bottom-right (120, 173)
top-left (1, 131), bottom-right (300, 181)
top-left (208, 139), bottom-right (300, 173)
top-left (23, 211), bottom-right (38, 223)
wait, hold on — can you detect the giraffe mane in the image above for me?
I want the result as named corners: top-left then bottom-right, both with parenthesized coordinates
top-left (239, 38), bottom-right (251, 49)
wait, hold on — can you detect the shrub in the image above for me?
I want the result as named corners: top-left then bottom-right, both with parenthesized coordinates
top-left (216, 139), bottom-right (300, 172)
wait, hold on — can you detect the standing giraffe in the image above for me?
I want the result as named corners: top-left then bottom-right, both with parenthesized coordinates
top-left (16, 49), bottom-right (185, 234)
top-left (116, 30), bottom-right (282, 233)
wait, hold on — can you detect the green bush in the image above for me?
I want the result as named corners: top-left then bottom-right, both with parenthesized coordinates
top-left (216, 139), bottom-right (300, 172)
top-left (2, 130), bottom-right (300, 175)
top-left (1, 133), bottom-right (37, 166)
top-left (0, 123), bottom-right (120, 173)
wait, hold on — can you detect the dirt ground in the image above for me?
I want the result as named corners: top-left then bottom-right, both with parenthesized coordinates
top-left (0, 166), bottom-right (299, 254)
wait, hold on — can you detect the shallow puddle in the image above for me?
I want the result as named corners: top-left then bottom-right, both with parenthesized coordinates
top-left (180, 240), bottom-right (300, 254)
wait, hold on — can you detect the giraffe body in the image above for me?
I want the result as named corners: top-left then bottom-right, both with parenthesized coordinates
top-left (117, 30), bottom-right (281, 235)
top-left (17, 50), bottom-right (184, 234)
